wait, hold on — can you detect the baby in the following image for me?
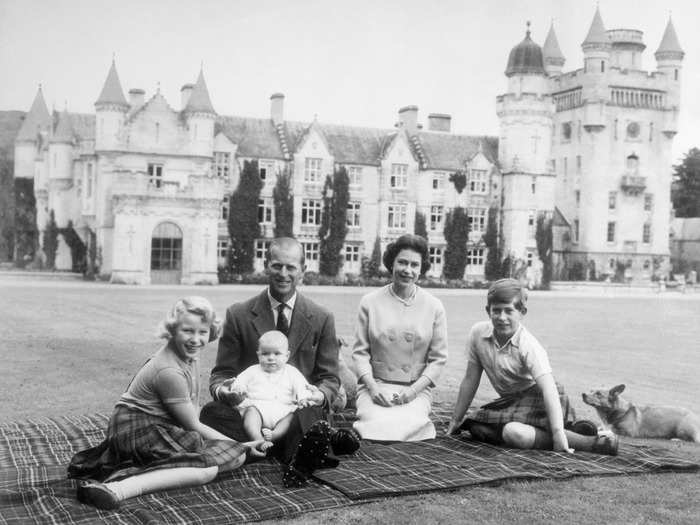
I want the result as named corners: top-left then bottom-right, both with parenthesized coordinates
top-left (232, 330), bottom-right (316, 451)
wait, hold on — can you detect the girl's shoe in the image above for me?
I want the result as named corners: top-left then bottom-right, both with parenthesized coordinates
top-left (77, 480), bottom-right (120, 510)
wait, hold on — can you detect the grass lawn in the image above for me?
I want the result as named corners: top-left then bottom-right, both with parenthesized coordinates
top-left (1, 279), bottom-right (699, 524)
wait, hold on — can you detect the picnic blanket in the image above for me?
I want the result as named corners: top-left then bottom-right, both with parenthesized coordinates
top-left (1, 411), bottom-right (698, 524)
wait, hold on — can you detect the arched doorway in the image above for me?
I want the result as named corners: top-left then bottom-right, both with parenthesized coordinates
top-left (150, 222), bottom-right (182, 284)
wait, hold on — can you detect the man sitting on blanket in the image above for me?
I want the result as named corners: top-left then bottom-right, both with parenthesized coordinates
top-left (447, 278), bottom-right (619, 455)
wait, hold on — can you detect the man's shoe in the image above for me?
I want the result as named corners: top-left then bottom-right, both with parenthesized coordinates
top-left (77, 480), bottom-right (120, 510)
top-left (330, 428), bottom-right (361, 455)
top-left (282, 420), bottom-right (332, 488)
top-left (569, 419), bottom-right (599, 436)
top-left (591, 433), bottom-right (619, 456)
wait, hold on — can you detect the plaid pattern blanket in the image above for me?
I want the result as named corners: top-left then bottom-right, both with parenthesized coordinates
top-left (1, 410), bottom-right (698, 523)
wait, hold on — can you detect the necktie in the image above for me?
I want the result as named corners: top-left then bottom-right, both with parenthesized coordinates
top-left (276, 303), bottom-right (289, 335)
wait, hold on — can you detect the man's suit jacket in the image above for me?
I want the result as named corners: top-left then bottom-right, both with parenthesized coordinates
top-left (210, 290), bottom-right (340, 406)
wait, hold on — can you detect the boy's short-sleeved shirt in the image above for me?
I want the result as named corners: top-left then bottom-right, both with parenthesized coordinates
top-left (467, 320), bottom-right (552, 396)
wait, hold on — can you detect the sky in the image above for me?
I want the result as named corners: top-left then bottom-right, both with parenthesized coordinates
top-left (0, 0), bottom-right (698, 163)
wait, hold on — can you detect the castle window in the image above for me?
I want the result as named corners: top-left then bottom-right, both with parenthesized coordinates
top-left (213, 152), bottom-right (231, 179)
top-left (467, 248), bottom-right (484, 267)
top-left (642, 223), bottom-right (652, 244)
top-left (429, 246), bottom-right (443, 267)
top-left (259, 160), bottom-right (275, 181)
top-left (607, 221), bottom-right (616, 243)
top-left (432, 172), bottom-right (445, 190)
top-left (257, 198), bottom-right (274, 224)
top-left (387, 203), bottom-right (407, 229)
top-left (575, 190), bottom-right (581, 206)
top-left (148, 163), bottom-right (163, 188)
top-left (601, 61), bottom-right (605, 73)
top-left (346, 201), bottom-right (361, 227)
top-left (527, 210), bottom-right (536, 238)
top-left (468, 169), bottom-right (488, 193)
top-left (390, 164), bottom-right (408, 188)
top-left (301, 199), bottom-right (322, 225)
top-left (302, 242), bottom-right (319, 261)
top-left (561, 122), bottom-right (572, 142)
top-left (86, 163), bottom-right (94, 198)
top-left (348, 166), bottom-right (362, 186)
top-left (608, 191), bottom-right (617, 210)
top-left (644, 194), bottom-right (653, 211)
top-left (573, 219), bottom-right (580, 243)
top-left (429, 205), bottom-right (443, 231)
top-left (304, 158), bottom-right (322, 183)
top-left (468, 207), bottom-right (487, 233)
top-left (526, 251), bottom-right (534, 267)
top-left (255, 239), bottom-right (270, 260)
top-left (220, 196), bottom-right (229, 220)
top-left (675, 69), bottom-right (678, 81)
top-left (345, 244), bottom-right (361, 263)
top-left (217, 239), bottom-right (229, 260)
top-left (531, 176), bottom-right (536, 194)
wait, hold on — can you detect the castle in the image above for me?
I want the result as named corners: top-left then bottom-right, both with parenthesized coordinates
top-left (11, 8), bottom-right (683, 284)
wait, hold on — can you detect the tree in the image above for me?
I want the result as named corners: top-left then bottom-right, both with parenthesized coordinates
top-left (448, 170), bottom-right (467, 194)
top-left (483, 205), bottom-right (501, 280)
top-left (273, 165), bottom-right (294, 237)
top-left (319, 167), bottom-right (350, 276)
top-left (443, 207), bottom-right (470, 279)
top-left (43, 209), bottom-right (58, 270)
top-left (363, 236), bottom-right (382, 278)
top-left (671, 148), bottom-right (700, 217)
top-left (59, 220), bottom-right (87, 273)
top-left (0, 148), bottom-right (14, 261)
top-left (228, 160), bottom-right (263, 274)
top-left (536, 211), bottom-right (554, 289)
top-left (414, 210), bottom-right (427, 239)
top-left (13, 177), bottom-right (37, 267)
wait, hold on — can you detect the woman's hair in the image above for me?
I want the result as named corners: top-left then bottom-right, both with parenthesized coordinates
top-left (157, 296), bottom-right (222, 343)
top-left (382, 234), bottom-right (431, 275)
top-left (486, 278), bottom-right (528, 314)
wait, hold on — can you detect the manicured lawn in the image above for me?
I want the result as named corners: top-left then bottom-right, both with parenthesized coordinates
top-left (1, 279), bottom-right (699, 524)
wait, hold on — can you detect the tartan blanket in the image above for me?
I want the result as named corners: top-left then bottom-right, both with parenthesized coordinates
top-left (1, 411), bottom-right (698, 524)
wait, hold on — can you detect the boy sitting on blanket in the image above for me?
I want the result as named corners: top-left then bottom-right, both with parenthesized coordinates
top-left (447, 279), bottom-right (618, 456)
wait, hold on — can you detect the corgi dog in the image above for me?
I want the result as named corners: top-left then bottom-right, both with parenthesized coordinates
top-left (582, 384), bottom-right (699, 442)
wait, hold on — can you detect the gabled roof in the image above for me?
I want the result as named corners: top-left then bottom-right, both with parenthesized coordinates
top-left (655, 18), bottom-right (684, 57)
top-left (543, 23), bottom-right (565, 63)
top-left (582, 7), bottom-right (608, 46)
top-left (217, 116), bottom-right (285, 159)
top-left (50, 110), bottom-right (75, 143)
top-left (415, 132), bottom-right (498, 171)
top-left (0, 110), bottom-right (25, 155)
top-left (185, 69), bottom-right (215, 114)
top-left (552, 206), bottom-right (570, 227)
top-left (95, 59), bottom-right (128, 108)
top-left (16, 86), bottom-right (51, 142)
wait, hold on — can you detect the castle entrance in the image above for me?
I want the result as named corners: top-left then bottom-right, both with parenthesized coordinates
top-left (150, 222), bottom-right (182, 284)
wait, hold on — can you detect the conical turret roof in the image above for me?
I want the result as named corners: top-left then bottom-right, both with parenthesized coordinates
top-left (505, 24), bottom-right (545, 77)
top-left (50, 109), bottom-right (75, 144)
top-left (655, 18), bottom-right (684, 57)
top-left (184, 69), bottom-right (216, 114)
top-left (543, 23), bottom-right (565, 62)
top-left (16, 85), bottom-right (51, 142)
top-left (95, 59), bottom-right (128, 108)
top-left (582, 7), bottom-right (608, 46)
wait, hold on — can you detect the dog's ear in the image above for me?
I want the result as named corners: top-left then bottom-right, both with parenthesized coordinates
top-left (610, 384), bottom-right (626, 397)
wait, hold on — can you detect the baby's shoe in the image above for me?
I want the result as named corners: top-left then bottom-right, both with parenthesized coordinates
top-left (330, 428), bottom-right (361, 455)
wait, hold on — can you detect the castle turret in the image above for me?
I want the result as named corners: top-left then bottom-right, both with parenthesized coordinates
top-left (497, 23), bottom-right (555, 261)
top-left (581, 7), bottom-right (610, 75)
top-left (543, 22), bottom-right (565, 77)
top-left (184, 68), bottom-right (216, 157)
top-left (655, 17), bottom-right (684, 125)
top-left (94, 59), bottom-right (129, 151)
top-left (14, 85), bottom-right (51, 180)
top-left (48, 109), bottom-right (75, 226)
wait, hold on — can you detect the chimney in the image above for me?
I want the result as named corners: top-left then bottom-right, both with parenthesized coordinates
top-left (428, 113), bottom-right (451, 132)
top-left (128, 88), bottom-right (145, 109)
top-left (270, 93), bottom-right (284, 125)
top-left (398, 105), bottom-right (419, 134)
top-left (180, 83), bottom-right (194, 110)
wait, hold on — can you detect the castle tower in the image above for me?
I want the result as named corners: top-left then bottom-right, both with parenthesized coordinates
top-left (543, 22), bottom-right (565, 77)
top-left (14, 85), bottom-right (51, 180)
top-left (94, 59), bottom-right (129, 151)
top-left (655, 18), bottom-right (684, 136)
top-left (183, 68), bottom-right (216, 157)
top-left (497, 23), bottom-right (556, 263)
top-left (581, 7), bottom-right (610, 76)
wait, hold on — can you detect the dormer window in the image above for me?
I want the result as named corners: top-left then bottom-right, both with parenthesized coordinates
top-left (304, 158), bottom-right (322, 183)
top-left (390, 164), bottom-right (408, 188)
top-left (213, 152), bottom-right (230, 179)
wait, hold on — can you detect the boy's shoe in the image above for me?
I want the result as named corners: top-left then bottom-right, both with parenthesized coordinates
top-left (591, 433), bottom-right (619, 456)
top-left (77, 480), bottom-right (120, 510)
top-left (568, 419), bottom-right (599, 436)
top-left (282, 420), bottom-right (332, 488)
top-left (330, 428), bottom-right (361, 455)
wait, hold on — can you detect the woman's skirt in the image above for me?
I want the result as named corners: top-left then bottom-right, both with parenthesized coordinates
top-left (464, 383), bottom-right (576, 431)
top-left (353, 382), bottom-right (435, 441)
top-left (67, 405), bottom-right (247, 482)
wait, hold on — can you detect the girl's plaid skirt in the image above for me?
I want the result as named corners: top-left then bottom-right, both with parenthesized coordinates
top-left (464, 383), bottom-right (576, 431)
top-left (68, 405), bottom-right (247, 482)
